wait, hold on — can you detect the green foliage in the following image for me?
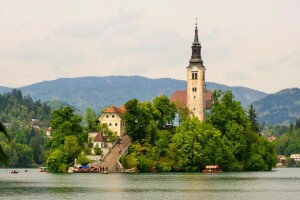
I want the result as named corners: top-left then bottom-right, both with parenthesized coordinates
top-left (152, 95), bottom-right (177, 128)
top-left (49, 106), bottom-right (85, 148)
top-left (124, 96), bottom-right (176, 144)
top-left (253, 88), bottom-right (300, 125)
top-left (124, 99), bottom-right (153, 143)
top-left (98, 123), bottom-right (115, 142)
top-left (274, 119), bottom-right (300, 156)
top-left (46, 106), bottom-right (85, 173)
top-left (123, 91), bottom-right (277, 172)
top-left (94, 143), bottom-right (102, 155)
top-left (47, 148), bottom-right (69, 173)
top-left (85, 107), bottom-right (99, 132)
top-left (77, 154), bottom-right (91, 166)
top-left (248, 104), bottom-right (260, 132)
top-left (0, 89), bottom-right (51, 122)
top-left (0, 122), bottom-right (10, 166)
top-left (0, 89), bottom-right (51, 167)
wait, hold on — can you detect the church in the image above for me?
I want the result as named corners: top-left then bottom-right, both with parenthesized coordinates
top-left (170, 23), bottom-right (212, 122)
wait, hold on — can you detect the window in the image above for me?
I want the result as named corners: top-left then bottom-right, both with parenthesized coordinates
top-left (106, 115), bottom-right (109, 118)
top-left (109, 123), bottom-right (112, 126)
top-left (194, 96), bottom-right (196, 99)
top-left (192, 87), bottom-right (197, 92)
top-left (115, 123), bottom-right (118, 126)
top-left (192, 72), bottom-right (198, 80)
top-left (112, 115), bottom-right (114, 118)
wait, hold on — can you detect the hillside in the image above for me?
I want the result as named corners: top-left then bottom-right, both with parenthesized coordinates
top-left (0, 86), bottom-right (10, 93)
top-left (12, 76), bottom-right (267, 113)
top-left (253, 88), bottom-right (300, 125)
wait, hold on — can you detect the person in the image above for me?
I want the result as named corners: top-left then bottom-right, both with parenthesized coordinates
top-left (119, 148), bottom-right (121, 154)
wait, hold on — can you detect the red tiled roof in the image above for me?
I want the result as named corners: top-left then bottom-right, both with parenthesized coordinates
top-left (170, 90), bottom-right (187, 108)
top-left (170, 90), bottom-right (212, 109)
top-left (93, 132), bottom-right (106, 142)
top-left (102, 105), bottom-right (125, 119)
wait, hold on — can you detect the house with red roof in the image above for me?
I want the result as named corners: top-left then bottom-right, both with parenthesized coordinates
top-left (98, 105), bottom-right (126, 138)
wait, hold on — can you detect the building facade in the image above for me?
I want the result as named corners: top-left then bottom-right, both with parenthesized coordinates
top-left (98, 105), bottom-right (126, 137)
top-left (186, 23), bottom-right (206, 122)
top-left (170, 23), bottom-right (210, 122)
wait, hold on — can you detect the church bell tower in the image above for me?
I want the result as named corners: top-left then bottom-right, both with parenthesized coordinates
top-left (186, 21), bottom-right (206, 122)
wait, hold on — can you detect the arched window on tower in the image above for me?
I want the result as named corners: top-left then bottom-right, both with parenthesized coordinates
top-left (192, 72), bottom-right (198, 80)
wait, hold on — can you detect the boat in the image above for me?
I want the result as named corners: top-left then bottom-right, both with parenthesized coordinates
top-left (202, 165), bottom-right (222, 173)
top-left (10, 170), bottom-right (18, 174)
top-left (39, 167), bottom-right (48, 172)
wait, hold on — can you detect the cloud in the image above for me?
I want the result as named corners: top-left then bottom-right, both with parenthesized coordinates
top-left (55, 9), bottom-right (144, 39)
top-left (1, 37), bottom-right (84, 68)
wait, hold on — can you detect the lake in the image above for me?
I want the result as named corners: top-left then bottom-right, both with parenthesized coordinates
top-left (1, 168), bottom-right (300, 200)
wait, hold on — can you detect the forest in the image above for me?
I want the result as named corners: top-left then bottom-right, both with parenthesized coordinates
top-left (121, 91), bottom-right (277, 172)
top-left (1, 89), bottom-right (299, 172)
top-left (0, 89), bottom-right (51, 167)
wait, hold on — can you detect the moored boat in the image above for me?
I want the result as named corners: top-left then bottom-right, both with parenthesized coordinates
top-left (202, 165), bottom-right (222, 173)
top-left (10, 170), bottom-right (18, 174)
top-left (39, 167), bottom-right (48, 172)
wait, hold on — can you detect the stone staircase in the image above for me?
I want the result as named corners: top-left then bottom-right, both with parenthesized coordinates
top-left (99, 135), bottom-right (131, 172)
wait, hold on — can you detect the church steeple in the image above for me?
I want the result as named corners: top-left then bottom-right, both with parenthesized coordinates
top-left (186, 20), bottom-right (206, 122)
top-left (190, 19), bottom-right (203, 64)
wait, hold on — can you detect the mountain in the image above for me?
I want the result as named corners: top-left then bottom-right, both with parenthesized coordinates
top-left (12, 76), bottom-right (266, 113)
top-left (253, 88), bottom-right (300, 125)
top-left (0, 86), bottom-right (11, 93)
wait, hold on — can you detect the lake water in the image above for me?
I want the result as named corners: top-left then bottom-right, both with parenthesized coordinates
top-left (1, 168), bottom-right (300, 200)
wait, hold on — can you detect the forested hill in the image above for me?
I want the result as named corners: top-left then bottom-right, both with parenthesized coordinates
top-left (0, 89), bottom-right (51, 124)
top-left (253, 88), bottom-right (300, 125)
top-left (0, 86), bottom-right (10, 93)
top-left (0, 89), bottom-right (52, 167)
top-left (12, 76), bottom-right (267, 113)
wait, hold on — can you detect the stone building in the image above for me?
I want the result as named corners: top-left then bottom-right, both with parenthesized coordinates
top-left (98, 105), bottom-right (126, 137)
top-left (170, 23), bottom-right (212, 122)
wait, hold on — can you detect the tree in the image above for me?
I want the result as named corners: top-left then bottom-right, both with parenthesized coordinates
top-left (47, 148), bottom-right (69, 173)
top-left (170, 117), bottom-right (227, 171)
top-left (124, 99), bottom-right (152, 143)
top-left (94, 143), bottom-right (102, 155)
top-left (152, 95), bottom-right (177, 129)
top-left (47, 106), bottom-right (85, 172)
top-left (207, 90), bottom-right (277, 171)
top-left (49, 106), bottom-right (84, 148)
top-left (77, 154), bottom-right (91, 166)
top-left (296, 117), bottom-right (300, 129)
top-left (248, 104), bottom-right (259, 133)
top-left (85, 107), bottom-right (99, 132)
top-left (0, 122), bottom-right (10, 166)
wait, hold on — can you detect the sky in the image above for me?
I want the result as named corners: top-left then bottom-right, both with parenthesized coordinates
top-left (1, 0), bottom-right (299, 93)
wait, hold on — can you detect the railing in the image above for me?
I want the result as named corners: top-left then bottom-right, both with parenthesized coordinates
top-left (116, 140), bottom-right (130, 172)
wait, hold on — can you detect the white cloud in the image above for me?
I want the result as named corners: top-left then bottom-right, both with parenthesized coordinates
top-left (0, 0), bottom-right (300, 93)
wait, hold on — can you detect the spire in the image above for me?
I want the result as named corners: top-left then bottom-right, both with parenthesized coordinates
top-left (190, 18), bottom-right (203, 64)
top-left (194, 18), bottom-right (199, 44)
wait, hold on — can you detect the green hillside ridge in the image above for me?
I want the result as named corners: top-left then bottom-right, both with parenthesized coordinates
top-left (253, 88), bottom-right (300, 125)
top-left (0, 89), bottom-right (51, 167)
top-left (1, 76), bottom-right (267, 113)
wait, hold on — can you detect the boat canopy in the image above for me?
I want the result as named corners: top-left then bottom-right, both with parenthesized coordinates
top-left (205, 165), bottom-right (220, 169)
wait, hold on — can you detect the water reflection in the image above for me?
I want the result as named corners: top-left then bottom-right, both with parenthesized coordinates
top-left (1, 168), bottom-right (300, 200)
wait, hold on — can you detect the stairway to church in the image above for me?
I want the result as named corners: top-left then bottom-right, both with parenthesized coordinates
top-left (100, 135), bottom-right (131, 172)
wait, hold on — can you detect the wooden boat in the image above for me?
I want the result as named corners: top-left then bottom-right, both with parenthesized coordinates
top-left (39, 167), bottom-right (48, 172)
top-left (10, 170), bottom-right (19, 174)
top-left (202, 165), bottom-right (222, 173)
